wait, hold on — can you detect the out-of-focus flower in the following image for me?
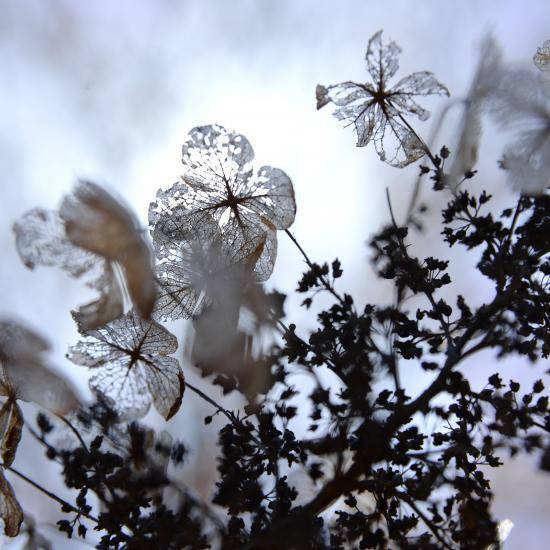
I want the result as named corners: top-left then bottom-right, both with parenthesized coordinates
top-left (60, 181), bottom-right (156, 321)
top-left (489, 67), bottom-right (550, 194)
top-left (0, 320), bottom-right (80, 538)
top-left (14, 182), bottom-right (156, 331)
top-left (487, 518), bottom-right (514, 549)
top-left (0, 320), bottom-right (79, 419)
top-left (149, 124), bottom-right (295, 281)
top-left (151, 210), bottom-right (265, 322)
top-left (447, 35), bottom-right (501, 186)
top-left (317, 30), bottom-right (449, 167)
top-left (67, 310), bottom-right (185, 421)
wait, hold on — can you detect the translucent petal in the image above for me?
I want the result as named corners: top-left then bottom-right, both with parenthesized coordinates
top-left (13, 208), bottom-right (125, 330)
top-left (144, 356), bottom-right (185, 420)
top-left (182, 124), bottom-right (254, 196)
top-left (501, 129), bottom-right (550, 194)
top-left (245, 166), bottom-right (296, 230)
top-left (68, 311), bottom-right (182, 421)
top-left (365, 30), bottom-right (401, 85)
top-left (153, 262), bottom-right (200, 321)
top-left (5, 363), bottom-right (79, 416)
top-left (0, 468), bottom-right (23, 537)
top-left (372, 104), bottom-right (425, 168)
top-left (89, 361), bottom-right (151, 421)
top-left (71, 262), bottom-right (124, 333)
top-left (448, 35), bottom-right (501, 185)
top-left (13, 208), bottom-right (97, 277)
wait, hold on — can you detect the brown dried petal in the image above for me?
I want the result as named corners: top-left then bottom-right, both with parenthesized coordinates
top-left (316, 84), bottom-right (330, 110)
top-left (60, 181), bottom-right (140, 260)
top-left (71, 262), bottom-right (124, 333)
top-left (60, 181), bottom-right (156, 320)
top-left (0, 468), bottom-right (23, 537)
top-left (0, 400), bottom-right (23, 467)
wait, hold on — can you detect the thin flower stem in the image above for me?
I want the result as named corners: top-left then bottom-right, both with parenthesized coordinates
top-left (405, 100), bottom-right (461, 225)
top-left (284, 229), bottom-right (346, 305)
top-left (395, 490), bottom-right (453, 549)
top-left (6, 465), bottom-right (98, 523)
top-left (56, 414), bottom-right (89, 453)
top-left (397, 113), bottom-right (439, 167)
top-left (186, 381), bottom-right (263, 446)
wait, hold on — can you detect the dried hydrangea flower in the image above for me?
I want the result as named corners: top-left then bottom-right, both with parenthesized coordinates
top-left (149, 124), bottom-right (295, 281)
top-left (488, 67), bottom-right (550, 194)
top-left (14, 182), bottom-right (156, 331)
top-left (152, 210), bottom-right (265, 322)
top-left (317, 30), bottom-right (449, 167)
top-left (0, 468), bottom-right (23, 537)
top-left (447, 35), bottom-right (501, 186)
top-left (67, 310), bottom-right (185, 421)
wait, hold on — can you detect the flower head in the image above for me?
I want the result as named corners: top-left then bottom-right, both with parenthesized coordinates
top-left (67, 311), bottom-right (185, 421)
top-left (152, 209), bottom-right (265, 321)
top-left (149, 124), bottom-right (295, 281)
top-left (317, 30), bottom-right (449, 167)
top-left (14, 182), bottom-right (156, 331)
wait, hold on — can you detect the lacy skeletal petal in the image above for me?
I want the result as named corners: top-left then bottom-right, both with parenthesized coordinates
top-left (67, 311), bottom-right (184, 421)
top-left (317, 31), bottom-right (449, 167)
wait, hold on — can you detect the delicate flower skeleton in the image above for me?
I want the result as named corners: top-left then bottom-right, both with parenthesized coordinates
top-left (67, 311), bottom-right (185, 421)
top-left (317, 30), bottom-right (449, 167)
top-left (150, 124), bottom-right (296, 283)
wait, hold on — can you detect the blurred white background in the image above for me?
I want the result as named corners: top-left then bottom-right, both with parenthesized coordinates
top-left (1, 1), bottom-right (549, 547)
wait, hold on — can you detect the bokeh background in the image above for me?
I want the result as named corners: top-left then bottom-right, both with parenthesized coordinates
top-left (1, 1), bottom-right (549, 547)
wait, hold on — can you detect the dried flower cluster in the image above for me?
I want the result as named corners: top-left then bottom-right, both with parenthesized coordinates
top-left (1, 31), bottom-right (548, 549)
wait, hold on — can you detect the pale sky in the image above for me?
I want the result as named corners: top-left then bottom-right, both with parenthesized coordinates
top-left (1, 1), bottom-right (549, 547)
